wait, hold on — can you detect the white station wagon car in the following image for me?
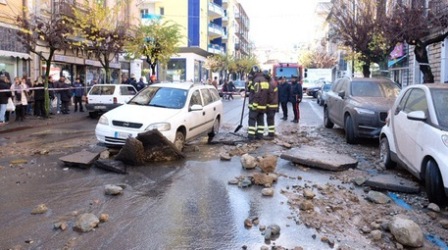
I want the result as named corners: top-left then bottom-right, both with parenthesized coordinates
top-left (86, 84), bottom-right (137, 118)
top-left (380, 84), bottom-right (448, 205)
top-left (95, 82), bottom-right (223, 150)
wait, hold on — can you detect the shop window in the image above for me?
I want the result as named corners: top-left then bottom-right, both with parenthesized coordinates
top-left (167, 59), bottom-right (186, 82)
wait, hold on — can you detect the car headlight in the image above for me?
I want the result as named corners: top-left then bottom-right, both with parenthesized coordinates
top-left (442, 135), bottom-right (448, 148)
top-left (354, 107), bottom-right (375, 115)
top-left (145, 122), bottom-right (171, 131)
top-left (98, 115), bottom-right (109, 125)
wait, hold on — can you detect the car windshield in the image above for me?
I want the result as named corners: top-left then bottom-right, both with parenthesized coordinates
top-left (128, 86), bottom-right (187, 109)
top-left (431, 89), bottom-right (448, 129)
top-left (351, 80), bottom-right (400, 98)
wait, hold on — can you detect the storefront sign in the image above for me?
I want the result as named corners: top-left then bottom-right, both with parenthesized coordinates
top-left (54, 55), bottom-right (84, 64)
top-left (85, 59), bottom-right (121, 69)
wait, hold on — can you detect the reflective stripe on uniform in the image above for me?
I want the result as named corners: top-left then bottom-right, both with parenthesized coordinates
top-left (267, 104), bottom-right (278, 108)
top-left (260, 82), bottom-right (269, 89)
top-left (268, 125), bottom-right (275, 133)
top-left (257, 126), bottom-right (265, 134)
top-left (248, 126), bottom-right (256, 135)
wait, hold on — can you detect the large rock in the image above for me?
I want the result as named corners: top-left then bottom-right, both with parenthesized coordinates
top-left (136, 129), bottom-right (185, 161)
top-left (366, 191), bottom-right (391, 204)
top-left (264, 224), bottom-right (281, 240)
top-left (389, 216), bottom-right (424, 247)
top-left (74, 213), bottom-right (99, 233)
top-left (280, 146), bottom-right (357, 171)
top-left (251, 173), bottom-right (278, 187)
top-left (31, 204), bottom-right (48, 214)
top-left (241, 154), bottom-right (257, 169)
top-left (104, 184), bottom-right (123, 195)
top-left (257, 154), bottom-right (278, 173)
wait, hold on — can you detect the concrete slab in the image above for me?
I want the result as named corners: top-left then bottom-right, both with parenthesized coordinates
top-left (280, 145), bottom-right (358, 171)
top-left (95, 159), bottom-right (127, 174)
top-left (59, 151), bottom-right (99, 168)
top-left (364, 174), bottom-right (421, 194)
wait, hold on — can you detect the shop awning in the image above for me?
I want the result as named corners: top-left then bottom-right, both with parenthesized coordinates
top-left (388, 55), bottom-right (407, 68)
top-left (0, 50), bottom-right (31, 60)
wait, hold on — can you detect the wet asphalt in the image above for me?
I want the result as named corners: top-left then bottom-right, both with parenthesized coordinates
top-left (0, 97), bottom-right (353, 249)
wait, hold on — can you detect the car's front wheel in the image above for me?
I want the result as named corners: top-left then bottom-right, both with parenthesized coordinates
top-left (174, 131), bottom-right (186, 151)
top-left (380, 137), bottom-right (395, 169)
top-left (425, 160), bottom-right (447, 206)
top-left (208, 118), bottom-right (220, 143)
top-left (344, 115), bottom-right (357, 144)
top-left (323, 107), bottom-right (334, 128)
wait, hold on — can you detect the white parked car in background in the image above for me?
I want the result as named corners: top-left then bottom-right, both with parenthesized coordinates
top-left (86, 84), bottom-right (137, 118)
top-left (95, 82), bottom-right (223, 151)
top-left (380, 83), bottom-right (448, 206)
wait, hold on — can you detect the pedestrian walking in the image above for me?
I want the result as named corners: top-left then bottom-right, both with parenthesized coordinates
top-left (72, 77), bottom-right (85, 112)
top-left (277, 76), bottom-right (290, 121)
top-left (227, 80), bottom-right (235, 100)
top-left (289, 75), bottom-right (302, 123)
top-left (0, 75), bottom-right (12, 125)
top-left (212, 76), bottom-right (218, 89)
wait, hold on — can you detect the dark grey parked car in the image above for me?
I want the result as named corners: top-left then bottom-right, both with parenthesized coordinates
top-left (317, 81), bottom-right (332, 106)
top-left (323, 77), bottom-right (400, 144)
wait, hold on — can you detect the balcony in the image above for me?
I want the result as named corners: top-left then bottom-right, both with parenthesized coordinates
top-left (139, 0), bottom-right (162, 3)
top-left (141, 13), bottom-right (162, 25)
top-left (221, 31), bottom-right (228, 41)
top-left (208, 23), bottom-right (225, 39)
top-left (208, 2), bottom-right (224, 20)
top-left (222, 13), bottom-right (228, 25)
top-left (222, 0), bottom-right (228, 8)
top-left (208, 44), bottom-right (225, 55)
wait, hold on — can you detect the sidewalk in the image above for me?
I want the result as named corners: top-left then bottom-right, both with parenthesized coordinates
top-left (0, 111), bottom-right (90, 134)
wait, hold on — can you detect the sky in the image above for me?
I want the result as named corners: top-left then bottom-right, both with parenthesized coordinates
top-left (237, 0), bottom-right (326, 51)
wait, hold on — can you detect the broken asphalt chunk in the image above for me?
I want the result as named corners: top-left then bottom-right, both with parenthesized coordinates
top-left (280, 146), bottom-right (357, 171)
top-left (59, 151), bottom-right (99, 169)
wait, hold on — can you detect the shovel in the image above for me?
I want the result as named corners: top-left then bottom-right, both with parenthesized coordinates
top-left (234, 93), bottom-right (247, 133)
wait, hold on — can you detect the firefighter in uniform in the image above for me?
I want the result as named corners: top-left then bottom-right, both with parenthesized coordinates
top-left (266, 74), bottom-right (278, 140)
top-left (247, 67), bottom-right (270, 140)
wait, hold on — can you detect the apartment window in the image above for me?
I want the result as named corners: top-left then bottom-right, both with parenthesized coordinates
top-left (141, 9), bottom-right (149, 18)
top-left (160, 7), bottom-right (164, 15)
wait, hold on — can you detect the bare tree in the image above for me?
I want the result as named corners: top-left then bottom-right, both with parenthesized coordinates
top-left (15, 3), bottom-right (73, 117)
top-left (389, 0), bottom-right (448, 83)
top-left (329, 0), bottom-right (394, 77)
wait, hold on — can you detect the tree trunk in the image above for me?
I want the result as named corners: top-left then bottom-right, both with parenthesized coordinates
top-left (362, 63), bottom-right (371, 78)
top-left (43, 49), bottom-right (55, 118)
top-left (104, 59), bottom-right (111, 84)
top-left (414, 44), bottom-right (434, 83)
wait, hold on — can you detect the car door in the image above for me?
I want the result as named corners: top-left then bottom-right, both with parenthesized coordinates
top-left (118, 85), bottom-right (137, 104)
top-left (332, 79), bottom-right (348, 126)
top-left (392, 88), bottom-right (428, 172)
top-left (200, 88), bottom-right (217, 130)
top-left (185, 89), bottom-right (207, 139)
top-left (327, 79), bottom-right (342, 124)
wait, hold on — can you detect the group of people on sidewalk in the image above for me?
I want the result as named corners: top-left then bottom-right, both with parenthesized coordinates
top-left (246, 69), bottom-right (303, 140)
top-left (0, 74), bottom-right (88, 126)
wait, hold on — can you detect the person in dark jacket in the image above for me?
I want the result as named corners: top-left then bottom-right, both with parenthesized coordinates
top-left (0, 75), bottom-right (12, 124)
top-left (248, 69), bottom-right (270, 140)
top-left (72, 77), bottom-right (84, 112)
top-left (277, 77), bottom-right (290, 120)
top-left (60, 80), bottom-right (72, 114)
top-left (289, 75), bottom-right (303, 123)
top-left (33, 76), bottom-right (45, 117)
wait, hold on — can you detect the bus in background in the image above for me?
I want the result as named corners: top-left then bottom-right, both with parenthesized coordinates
top-left (272, 63), bottom-right (304, 83)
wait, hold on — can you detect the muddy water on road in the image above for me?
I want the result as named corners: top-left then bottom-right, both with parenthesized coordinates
top-left (0, 147), bottom-right (336, 249)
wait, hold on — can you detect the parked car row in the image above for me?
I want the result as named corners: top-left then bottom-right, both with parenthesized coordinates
top-left (323, 76), bottom-right (448, 206)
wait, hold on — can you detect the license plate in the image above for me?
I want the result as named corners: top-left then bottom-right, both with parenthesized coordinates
top-left (94, 106), bottom-right (106, 109)
top-left (114, 131), bottom-right (132, 138)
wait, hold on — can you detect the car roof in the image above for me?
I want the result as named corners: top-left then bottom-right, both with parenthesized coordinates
top-left (350, 77), bottom-right (393, 82)
top-left (151, 82), bottom-right (213, 90)
top-left (407, 83), bottom-right (448, 90)
top-left (91, 84), bottom-right (135, 87)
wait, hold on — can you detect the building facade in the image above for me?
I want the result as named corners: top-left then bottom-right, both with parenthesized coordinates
top-left (0, 0), bottom-right (31, 82)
